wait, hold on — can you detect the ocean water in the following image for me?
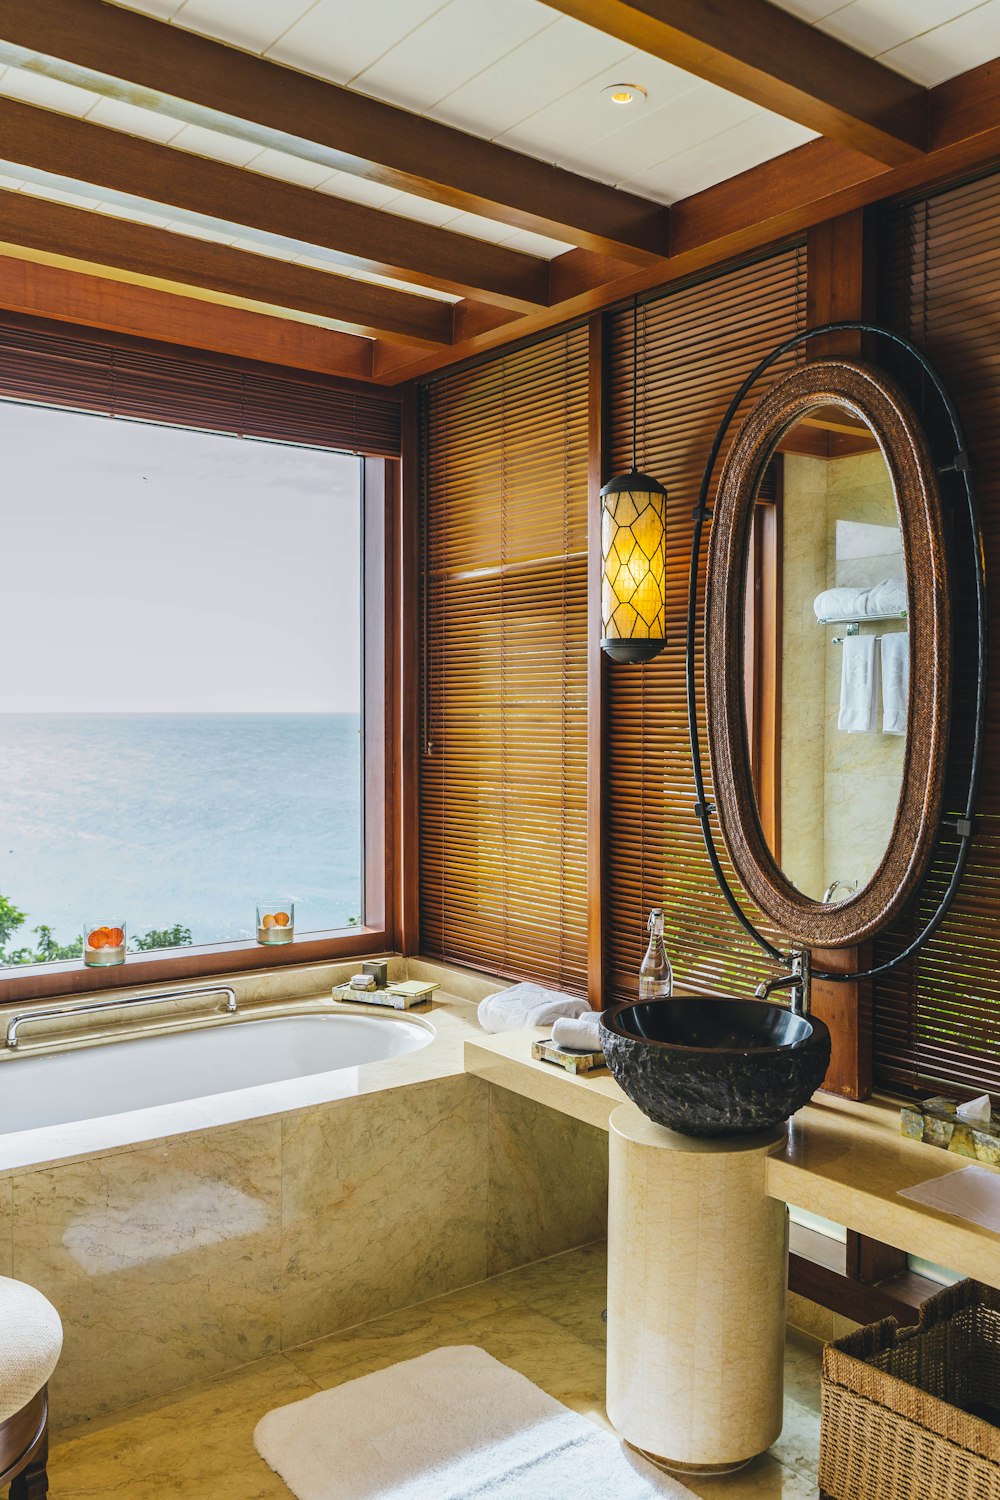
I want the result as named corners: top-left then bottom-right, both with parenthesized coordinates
top-left (0, 714), bottom-right (362, 956)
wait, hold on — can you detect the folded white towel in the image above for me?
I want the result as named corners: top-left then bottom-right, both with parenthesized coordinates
top-left (814, 580), bottom-right (908, 622)
top-left (477, 983), bottom-right (589, 1034)
top-left (880, 631), bottom-right (909, 735)
top-left (865, 578), bottom-right (907, 617)
top-left (814, 586), bottom-right (864, 621)
top-left (839, 633), bottom-right (877, 732)
top-left (551, 1014), bottom-right (603, 1052)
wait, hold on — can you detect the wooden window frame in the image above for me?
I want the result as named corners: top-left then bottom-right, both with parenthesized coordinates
top-left (0, 439), bottom-right (399, 1004)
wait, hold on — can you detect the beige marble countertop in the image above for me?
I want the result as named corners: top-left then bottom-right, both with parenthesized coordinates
top-left (465, 1029), bottom-right (1000, 1288)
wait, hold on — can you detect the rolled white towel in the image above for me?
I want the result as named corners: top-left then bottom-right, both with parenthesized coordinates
top-left (814, 586), bottom-right (865, 621)
top-left (865, 578), bottom-right (907, 617)
top-left (477, 983), bottom-right (590, 1034)
top-left (551, 1013), bottom-right (603, 1052)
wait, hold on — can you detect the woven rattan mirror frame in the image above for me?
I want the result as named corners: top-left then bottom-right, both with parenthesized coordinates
top-left (705, 358), bottom-right (952, 949)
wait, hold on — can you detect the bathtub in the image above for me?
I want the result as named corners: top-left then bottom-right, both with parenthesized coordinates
top-left (0, 1011), bottom-right (433, 1136)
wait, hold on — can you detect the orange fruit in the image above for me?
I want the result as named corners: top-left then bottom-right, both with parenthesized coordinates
top-left (106, 928), bottom-right (125, 947)
top-left (261, 913), bottom-right (277, 929)
top-left (274, 911), bottom-right (290, 927)
top-left (88, 928), bottom-right (109, 948)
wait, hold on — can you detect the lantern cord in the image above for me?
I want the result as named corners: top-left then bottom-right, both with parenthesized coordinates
top-left (686, 320), bottom-right (987, 986)
top-left (632, 295), bottom-right (639, 472)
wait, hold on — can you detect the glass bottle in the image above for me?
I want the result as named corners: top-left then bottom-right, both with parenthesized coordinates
top-left (638, 907), bottom-right (673, 999)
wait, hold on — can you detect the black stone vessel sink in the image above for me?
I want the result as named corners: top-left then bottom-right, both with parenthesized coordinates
top-left (600, 996), bottom-right (831, 1138)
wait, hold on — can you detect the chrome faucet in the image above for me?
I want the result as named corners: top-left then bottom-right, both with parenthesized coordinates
top-left (754, 950), bottom-right (811, 1016)
top-left (822, 878), bottom-right (858, 903)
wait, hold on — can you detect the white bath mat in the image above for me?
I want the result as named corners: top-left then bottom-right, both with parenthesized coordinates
top-left (254, 1345), bottom-right (694, 1499)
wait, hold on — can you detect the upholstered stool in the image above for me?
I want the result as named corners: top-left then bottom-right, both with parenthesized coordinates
top-left (0, 1279), bottom-right (62, 1499)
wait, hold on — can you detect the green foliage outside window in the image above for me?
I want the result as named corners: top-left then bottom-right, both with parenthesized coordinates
top-left (0, 896), bottom-right (193, 965)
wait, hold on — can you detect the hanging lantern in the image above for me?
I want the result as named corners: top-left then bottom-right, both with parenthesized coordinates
top-left (600, 469), bottom-right (667, 662)
top-left (600, 298), bottom-right (667, 663)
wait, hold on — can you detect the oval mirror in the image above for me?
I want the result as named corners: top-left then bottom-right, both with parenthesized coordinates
top-left (706, 360), bottom-right (951, 948)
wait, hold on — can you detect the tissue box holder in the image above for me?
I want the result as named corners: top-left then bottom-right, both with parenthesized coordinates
top-left (900, 1095), bottom-right (1000, 1166)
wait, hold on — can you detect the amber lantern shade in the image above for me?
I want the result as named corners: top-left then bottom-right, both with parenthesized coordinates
top-left (600, 468), bottom-right (668, 663)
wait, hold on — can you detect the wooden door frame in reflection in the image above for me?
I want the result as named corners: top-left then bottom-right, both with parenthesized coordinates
top-left (706, 357), bottom-right (951, 949)
top-left (743, 457), bottom-right (783, 861)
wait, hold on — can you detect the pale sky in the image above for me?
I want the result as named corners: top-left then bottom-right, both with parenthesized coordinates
top-left (0, 400), bottom-right (362, 712)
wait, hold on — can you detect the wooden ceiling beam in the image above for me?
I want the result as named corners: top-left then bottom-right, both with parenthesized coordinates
top-left (368, 56), bottom-right (1000, 384)
top-left (0, 0), bottom-right (669, 263)
top-left (0, 253), bottom-right (378, 380)
top-left (543, 0), bottom-right (927, 166)
top-left (0, 99), bottom-right (549, 312)
top-left (0, 190), bottom-right (463, 346)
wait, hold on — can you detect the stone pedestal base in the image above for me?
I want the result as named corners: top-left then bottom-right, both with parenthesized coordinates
top-left (606, 1103), bottom-right (787, 1473)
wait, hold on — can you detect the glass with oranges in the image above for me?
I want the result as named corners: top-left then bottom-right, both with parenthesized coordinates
top-left (83, 921), bottom-right (127, 966)
top-left (256, 900), bottom-right (294, 945)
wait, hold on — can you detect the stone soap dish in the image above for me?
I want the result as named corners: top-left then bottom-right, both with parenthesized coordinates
top-left (901, 1096), bottom-right (1000, 1165)
top-left (531, 1038), bottom-right (606, 1074)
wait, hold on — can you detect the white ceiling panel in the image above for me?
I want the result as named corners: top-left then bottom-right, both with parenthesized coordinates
top-left (0, 67), bottom-right (96, 117)
top-left (821, 0), bottom-right (985, 57)
top-left (427, 14), bottom-right (632, 138)
top-left (559, 83), bottom-right (759, 185)
top-left (499, 50), bottom-right (701, 164)
top-left (313, 170), bottom-right (402, 209)
top-left (116, 0), bottom-right (185, 16)
top-left (19, 180), bottom-right (103, 210)
top-left (266, 0), bottom-right (451, 87)
top-left (350, 0), bottom-right (552, 112)
top-left (97, 200), bottom-right (177, 228)
top-left (84, 96), bottom-right (186, 143)
top-left (243, 147), bottom-right (336, 189)
top-left (880, 2), bottom-right (1000, 85)
top-left (166, 121), bottom-right (264, 165)
top-left (768, 0), bottom-right (847, 17)
top-left (624, 113), bottom-right (818, 202)
top-left (171, 0), bottom-right (315, 54)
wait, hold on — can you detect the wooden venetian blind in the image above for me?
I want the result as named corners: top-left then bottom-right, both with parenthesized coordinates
top-left (0, 311), bottom-right (400, 455)
top-left (875, 170), bottom-right (1000, 1100)
top-left (419, 327), bottom-right (589, 991)
top-left (604, 247), bottom-right (806, 998)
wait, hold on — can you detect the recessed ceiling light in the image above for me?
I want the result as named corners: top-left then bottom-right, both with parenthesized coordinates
top-left (601, 83), bottom-right (647, 107)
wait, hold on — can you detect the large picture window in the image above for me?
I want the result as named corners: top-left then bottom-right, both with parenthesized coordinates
top-left (0, 314), bottom-right (401, 994)
top-left (0, 401), bottom-right (363, 966)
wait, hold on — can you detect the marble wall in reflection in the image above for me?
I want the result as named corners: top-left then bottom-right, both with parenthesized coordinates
top-left (4, 1077), bottom-right (608, 1426)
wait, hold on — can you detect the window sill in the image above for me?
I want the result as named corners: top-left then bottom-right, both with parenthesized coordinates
top-left (0, 927), bottom-right (386, 1004)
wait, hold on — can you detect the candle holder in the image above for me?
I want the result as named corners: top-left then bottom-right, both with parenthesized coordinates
top-left (83, 921), bottom-right (126, 967)
top-left (256, 900), bottom-right (294, 945)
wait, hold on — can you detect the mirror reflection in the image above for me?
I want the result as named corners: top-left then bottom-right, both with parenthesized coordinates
top-left (743, 405), bottom-right (908, 904)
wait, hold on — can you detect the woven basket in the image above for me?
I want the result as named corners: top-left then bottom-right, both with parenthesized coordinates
top-left (820, 1280), bottom-right (1000, 1500)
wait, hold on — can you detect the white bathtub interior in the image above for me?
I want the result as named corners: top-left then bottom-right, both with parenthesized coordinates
top-left (0, 1012), bottom-right (433, 1133)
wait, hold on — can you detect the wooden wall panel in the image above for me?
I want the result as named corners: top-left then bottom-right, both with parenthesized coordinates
top-left (603, 247), bottom-right (807, 999)
top-left (418, 326), bottom-right (591, 991)
top-left (876, 167), bottom-right (1000, 1100)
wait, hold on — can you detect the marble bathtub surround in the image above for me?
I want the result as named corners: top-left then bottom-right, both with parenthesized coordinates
top-left (49, 1243), bottom-right (827, 1500)
top-left (0, 983), bottom-right (608, 1426)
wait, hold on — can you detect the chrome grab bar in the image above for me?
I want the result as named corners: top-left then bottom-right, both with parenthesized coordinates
top-left (5, 983), bottom-right (238, 1051)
